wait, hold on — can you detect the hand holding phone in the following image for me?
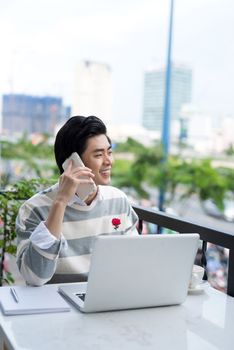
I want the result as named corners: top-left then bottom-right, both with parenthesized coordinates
top-left (62, 152), bottom-right (97, 201)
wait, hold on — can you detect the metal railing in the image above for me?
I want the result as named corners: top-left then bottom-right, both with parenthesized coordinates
top-left (133, 205), bottom-right (234, 297)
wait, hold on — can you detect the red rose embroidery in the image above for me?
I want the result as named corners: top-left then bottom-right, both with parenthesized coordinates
top-left (112, 218), bottom-right (121, 230)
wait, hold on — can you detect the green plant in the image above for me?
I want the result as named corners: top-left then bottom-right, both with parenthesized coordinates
top-left (0, 178), bottom-right (55, 285)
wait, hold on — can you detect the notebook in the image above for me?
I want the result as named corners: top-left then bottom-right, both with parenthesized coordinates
top-left (0, 284), bottom-right (70, 315)
top-left (58, 233), bottom-right (199, 313)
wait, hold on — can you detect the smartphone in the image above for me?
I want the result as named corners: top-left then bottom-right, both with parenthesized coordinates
top-left (62, 152), bottom-right (97, 201)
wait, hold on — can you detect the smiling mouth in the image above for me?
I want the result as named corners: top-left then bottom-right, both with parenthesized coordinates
top-left (100, 169), bottom-right (111, 176)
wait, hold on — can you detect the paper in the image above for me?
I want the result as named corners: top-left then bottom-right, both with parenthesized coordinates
top-left (0, 284), bottom-right (70, 315)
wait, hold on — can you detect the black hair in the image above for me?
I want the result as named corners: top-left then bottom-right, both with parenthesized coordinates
top-left (54, 115), bottom-right (111, 174)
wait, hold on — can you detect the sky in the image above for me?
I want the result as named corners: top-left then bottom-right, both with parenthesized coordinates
top-left (0, 0), bottom-right (234, 124)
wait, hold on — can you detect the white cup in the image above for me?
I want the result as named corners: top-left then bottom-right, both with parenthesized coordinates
top-left (189, 265), bottom-right (205, 289)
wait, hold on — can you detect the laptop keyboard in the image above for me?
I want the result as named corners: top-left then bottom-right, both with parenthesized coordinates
top-left (75, 293), bottom-right (86, 302)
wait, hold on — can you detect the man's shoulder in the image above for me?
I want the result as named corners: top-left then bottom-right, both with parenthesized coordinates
top-left (21, 183), bottom-right (58, 209)
top-left (98, 185), bottom-right (127, 199)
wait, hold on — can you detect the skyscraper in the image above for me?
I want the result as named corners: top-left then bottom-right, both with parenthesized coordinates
top-left (2, 94), bottom-right (65, 135)
top-left (72, 61), bottom-right (112, 124)
top-left (142, 64), bottom-right (192, 133)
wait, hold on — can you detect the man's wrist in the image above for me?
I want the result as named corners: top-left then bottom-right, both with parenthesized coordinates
top-left (53, 197), bottom-right (68, 208)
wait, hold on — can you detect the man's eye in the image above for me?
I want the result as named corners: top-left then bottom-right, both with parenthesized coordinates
top-left (95, 154), bottom-right (102, 158)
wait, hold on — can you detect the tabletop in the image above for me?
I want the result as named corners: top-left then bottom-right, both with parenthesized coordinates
top-left (0, 282), bottom-right (233, 350)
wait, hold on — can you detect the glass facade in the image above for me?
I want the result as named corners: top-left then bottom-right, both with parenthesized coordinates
top-left (142, 65), bottom-right (192, 133)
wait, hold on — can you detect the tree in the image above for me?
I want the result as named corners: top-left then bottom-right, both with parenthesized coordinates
top-left (115, 141), bottom-right (229, 210)
top-left (1, 137), bottom-right (58, 183)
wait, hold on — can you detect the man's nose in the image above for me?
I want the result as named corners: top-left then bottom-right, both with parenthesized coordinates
top-left (104, 153), bottom-right (112, 165)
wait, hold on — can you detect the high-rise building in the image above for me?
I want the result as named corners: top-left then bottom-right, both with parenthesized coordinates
top-left (142, 64), bottom-right (192, 133)
top-left (2, 94), bottom-right (67, 135)
top-left (72, 61), bottom-right (112, 124)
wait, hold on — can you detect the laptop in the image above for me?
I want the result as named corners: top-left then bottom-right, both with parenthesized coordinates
top-left (58, 233), bottom-right (199, 313)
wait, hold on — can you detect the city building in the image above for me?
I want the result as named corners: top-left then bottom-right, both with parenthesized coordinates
top-left (2, 94), bottom-right (68, 135)
top-left (181, 106), bottom-right (214, 154)
top-left (108, 123), bottom-right (160, 146)
top-left (142, 63), bottom-right (192, 135)
top-left (72, 60), bottom-right (112, 124)
top-left (178, 106), bottom-right (234, 155)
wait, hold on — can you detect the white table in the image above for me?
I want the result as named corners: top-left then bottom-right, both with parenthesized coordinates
top-left (0, 283), bottom-right (234, 350)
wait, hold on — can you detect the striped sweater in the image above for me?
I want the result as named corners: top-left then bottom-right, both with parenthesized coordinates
top-left (16, 184), bottom-right (138, 286)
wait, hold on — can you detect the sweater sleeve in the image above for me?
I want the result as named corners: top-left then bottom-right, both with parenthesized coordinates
top-left (16, 202), bottom-right (64, 286)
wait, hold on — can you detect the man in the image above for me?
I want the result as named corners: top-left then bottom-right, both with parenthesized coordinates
top-left (16, 116), bottom-right (138, 286)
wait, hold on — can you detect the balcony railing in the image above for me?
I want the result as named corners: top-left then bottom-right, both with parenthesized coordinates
top-left (133, 205), bottom-right (234, 297)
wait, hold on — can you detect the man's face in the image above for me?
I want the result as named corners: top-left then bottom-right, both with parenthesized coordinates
top-left (81, 134), bottom-right (113, 185)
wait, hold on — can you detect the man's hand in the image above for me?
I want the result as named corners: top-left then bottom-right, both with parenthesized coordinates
top-left (45, 160), bottom-right (95, 238)
top-left (57, 160), bottom-right (95, 205)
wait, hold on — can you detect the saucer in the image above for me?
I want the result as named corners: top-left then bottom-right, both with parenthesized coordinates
top-left (188, 281), bottom-right (209, 294)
